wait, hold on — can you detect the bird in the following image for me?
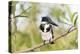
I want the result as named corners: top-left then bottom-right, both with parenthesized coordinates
top-left (39, 16), bottom-right (58, 44)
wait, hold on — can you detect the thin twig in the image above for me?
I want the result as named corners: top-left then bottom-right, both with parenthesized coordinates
top-left (67, 26), bottom-right (74, 33)
top-left (13, 7), bottom-right (31, 18)
top-left (14, 15), bottom-right (28, 18)
top-left (14, 27), bottom-right (77, 53)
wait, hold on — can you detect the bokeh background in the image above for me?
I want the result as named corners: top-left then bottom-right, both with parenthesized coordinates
top-left (9, 1), bottom-right (78, 52)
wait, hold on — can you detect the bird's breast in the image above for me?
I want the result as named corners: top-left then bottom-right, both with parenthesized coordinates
top-left (41, 32), bottom-right (52, 41)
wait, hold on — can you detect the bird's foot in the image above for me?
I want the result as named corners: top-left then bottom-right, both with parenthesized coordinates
top-left (50, 41), bottom-right (54, 44)
top-left (49, 39), bottom-right (54, 44)
top-left (43, 40), bottom-right (46, 45)
top-left (52, 35), bottom-right (54, 38)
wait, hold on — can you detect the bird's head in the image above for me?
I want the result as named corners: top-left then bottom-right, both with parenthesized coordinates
top-left (41, 16), bottom-right (58, 26)
top-left (41, 16), bottom-right (49, 23)
top-left (40, 21), bottom-right (51, 32)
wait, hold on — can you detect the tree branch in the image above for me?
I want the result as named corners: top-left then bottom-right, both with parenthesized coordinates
top-left (14, 15), bottom-right (28, 18)
top-left (67, 26), bottom-right (74, 33)
top-left (13, 6), bottom-right (31, 18)
top-left (15, 27), bottom-right (77, 53)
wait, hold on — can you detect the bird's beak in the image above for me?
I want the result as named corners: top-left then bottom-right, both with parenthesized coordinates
top-left (53, 23), bottom-right (58, 26)
top-left (50, 22), bottom-right (58, 26)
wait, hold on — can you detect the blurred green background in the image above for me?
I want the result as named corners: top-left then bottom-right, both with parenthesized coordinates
top-left (9, 1), bottom-right (78, 52)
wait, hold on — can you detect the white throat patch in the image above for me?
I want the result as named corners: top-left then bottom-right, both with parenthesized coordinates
top-left (44, 24), bottom-right (49, 32)
top-left (41, 22), bottom-right (47, 24)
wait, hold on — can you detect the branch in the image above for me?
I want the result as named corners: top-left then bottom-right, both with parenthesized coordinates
top-left (14, 15), bottom-right (28, 18)
top-left (15, 27), bottom-right (77, 53)
top-left (67, 26), bottom-right (74, 33)
top-left (13, 7), bottom-right (31, 18)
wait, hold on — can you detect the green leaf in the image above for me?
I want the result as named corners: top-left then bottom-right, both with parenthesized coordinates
top-left (71, 12), bottom-right (78, 23)
top-left (74, 15), bottom-right (78, 27)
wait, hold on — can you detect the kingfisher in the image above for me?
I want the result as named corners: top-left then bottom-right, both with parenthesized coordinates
top-left (39, 16), bottom-right (58, 44)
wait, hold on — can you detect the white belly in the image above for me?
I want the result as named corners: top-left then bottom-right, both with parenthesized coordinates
top-left (41, 31), bottom-right (52, 41)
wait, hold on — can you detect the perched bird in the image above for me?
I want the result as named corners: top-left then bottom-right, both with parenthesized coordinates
top-left (39, 16), bottom-right (58, 44)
